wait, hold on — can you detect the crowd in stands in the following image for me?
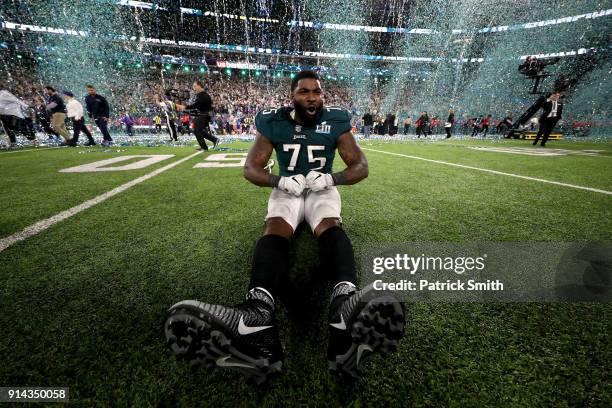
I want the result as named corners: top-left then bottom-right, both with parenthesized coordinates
top-left (123, 74), bottom-right (355, 135)
top-left (1, 72), bottom-right (361, 140)
top-left (0, 70), bottom-right (602, 145)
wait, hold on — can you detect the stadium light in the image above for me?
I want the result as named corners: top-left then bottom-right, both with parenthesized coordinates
top-left (240, 70), bottom-right (247, 76)
top-left (164, 64), bottom-right (171, 70)
top-left (276, 72), bottom-right (282, 77)
top-left (289, 73), bottom-right (296, 79)
top-left (135, 62), bottom-right (142, 68)
top-left (225, 68), bottom-right (232, 75)
top-left (16, 54), bottom-right (22, 59)
top-left (117, 61), bottom-right (123, 67)
top-left (183, 66), bottom-right (190, 71)
top-left (199, 66), bottom-right (206, 72)
top-left (255, 70), bottom-right (261, 76)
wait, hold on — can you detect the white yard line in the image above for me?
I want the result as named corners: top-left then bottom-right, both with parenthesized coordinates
top-left (0, 151), bottom-right (202, 252)
top-left (362, 148), bottom-right (612, 196)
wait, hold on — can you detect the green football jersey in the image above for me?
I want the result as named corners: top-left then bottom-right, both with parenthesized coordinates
top-left (255, 106), bottom-right (352, 177)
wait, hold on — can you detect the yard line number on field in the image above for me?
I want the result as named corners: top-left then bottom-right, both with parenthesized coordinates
top-left (0, 152), bottom-right (249, 252)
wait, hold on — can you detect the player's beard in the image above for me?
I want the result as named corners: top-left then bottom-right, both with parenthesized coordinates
top-left (293, 101), bottom-right (322, 127)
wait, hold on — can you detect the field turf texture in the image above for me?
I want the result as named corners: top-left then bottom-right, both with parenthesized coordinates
top-left (0, 137), bottom-right (610, 407)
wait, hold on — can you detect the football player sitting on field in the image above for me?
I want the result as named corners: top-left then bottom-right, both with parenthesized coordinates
top-left (163, 70), bottom-right (405, 384)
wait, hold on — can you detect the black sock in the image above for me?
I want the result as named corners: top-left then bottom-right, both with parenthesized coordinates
top-left (318, 226), bottom-right (356, 287)
top-left (249, 234), bottom-right (290, 299)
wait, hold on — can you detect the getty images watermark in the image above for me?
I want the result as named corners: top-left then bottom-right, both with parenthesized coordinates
top-left (360, 243), bottom-right (611, 302)
top-left (371, 253), bottom-right (503, 292)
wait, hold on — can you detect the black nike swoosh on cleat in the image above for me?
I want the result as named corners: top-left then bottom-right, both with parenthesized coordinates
top-left (314, 175), bottom-right (322, 181)
top-left (216, 355), bottom-right (256, 369)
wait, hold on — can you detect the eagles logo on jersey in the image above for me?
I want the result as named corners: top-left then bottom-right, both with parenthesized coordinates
top-left (255, 106), bottom-right (352, 177)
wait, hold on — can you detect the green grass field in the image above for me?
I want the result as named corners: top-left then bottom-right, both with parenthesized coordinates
top-left (0, 137), bottom-right (610, 407)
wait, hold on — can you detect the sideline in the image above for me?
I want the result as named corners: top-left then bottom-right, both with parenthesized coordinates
top-left (362, 147), bottom-right (612, 196)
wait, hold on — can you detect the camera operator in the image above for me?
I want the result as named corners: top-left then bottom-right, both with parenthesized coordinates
top-left (177, 80), bottom-right (219, 151)
top-left (519, 56), bottom-right (561, 93)
top-left (519, 56), bottom-right (540, 76)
